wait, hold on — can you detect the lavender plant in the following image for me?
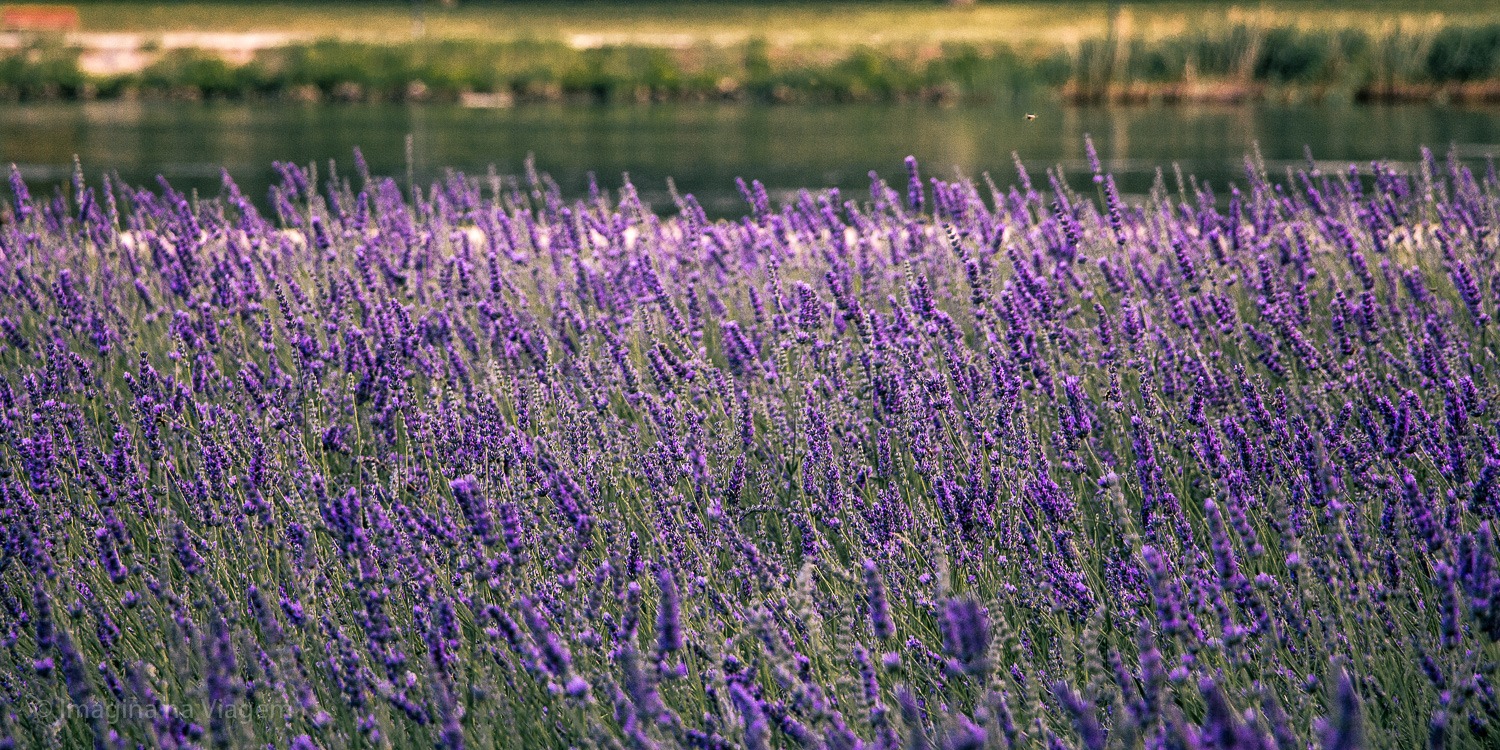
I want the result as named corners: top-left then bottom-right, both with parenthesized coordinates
top-left (0, 144), bottom-right (1498, 749)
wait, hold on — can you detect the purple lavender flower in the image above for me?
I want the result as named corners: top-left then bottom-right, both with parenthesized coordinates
top-left (939, 598), bottom-right (989, 678)
top-left (864, 559), bottom-right (896, 640)
top-left (655, 566), bottom-right (683, 659)
top-left (0, 148), bottom-right (1495, 750)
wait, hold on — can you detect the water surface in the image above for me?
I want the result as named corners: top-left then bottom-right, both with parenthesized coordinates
top-left (3, 101), bottom-right (1497, 214)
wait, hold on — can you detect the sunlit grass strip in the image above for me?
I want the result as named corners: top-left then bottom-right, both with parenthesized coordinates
top-left (58, 1), bottom-right (1500, 48)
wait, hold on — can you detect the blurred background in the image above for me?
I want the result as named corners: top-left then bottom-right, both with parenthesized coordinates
top-left (2, 0), bottom-right (1497, 213)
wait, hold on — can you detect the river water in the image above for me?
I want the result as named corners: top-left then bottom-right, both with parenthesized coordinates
top-left (3, 100), bottom-right (1497, 214)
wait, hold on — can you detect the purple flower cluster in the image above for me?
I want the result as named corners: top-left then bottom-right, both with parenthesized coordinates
top-left (0, 146), bottom-right (1498, 749)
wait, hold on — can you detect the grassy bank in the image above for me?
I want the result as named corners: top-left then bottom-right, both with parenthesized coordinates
top-left (3, 22), bottom-right (1499, 104)
top-left (52, 1), bottom-right (1500, 47)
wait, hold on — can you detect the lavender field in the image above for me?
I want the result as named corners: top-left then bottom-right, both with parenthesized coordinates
top-left (1, 142), bottom-right (1499, 750)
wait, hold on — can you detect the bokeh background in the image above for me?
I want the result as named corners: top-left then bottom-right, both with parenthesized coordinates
top-left (2, 0), bottom-right (1498, 211)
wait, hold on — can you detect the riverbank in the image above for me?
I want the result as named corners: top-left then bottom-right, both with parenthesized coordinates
top-left (3, 21), bottom-right (1498, 105)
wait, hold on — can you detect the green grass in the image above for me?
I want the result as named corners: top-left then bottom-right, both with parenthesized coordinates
top-left (53, 1), bottom-right (1500, 49)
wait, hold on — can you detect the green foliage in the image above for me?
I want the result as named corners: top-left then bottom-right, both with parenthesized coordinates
top-left (1426, 24), bottom-right (1500, 82)
top-left (1254, 27), bottom-right (1334, 82)
top-left (560, 47), bottom-right (696, 101)
top-left (0, 43), bottom-right (85, 99)
top-left (141, 49), bottom-right (259, 97)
